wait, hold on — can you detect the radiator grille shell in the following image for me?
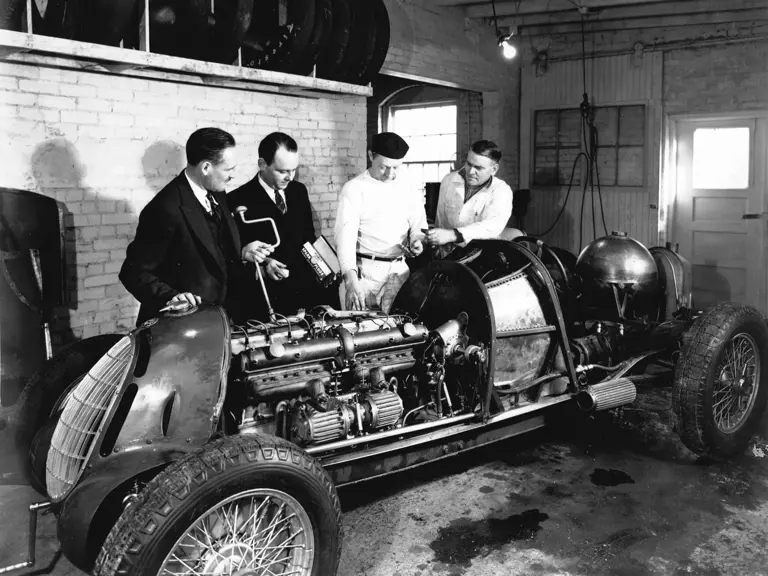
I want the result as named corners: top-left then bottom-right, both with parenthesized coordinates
top-left (46, 336), bottom-right (134, 502)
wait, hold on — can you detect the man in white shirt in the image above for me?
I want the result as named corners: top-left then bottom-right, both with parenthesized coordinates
top-left (425, 140), bottom-right (517, 259)
top-left (334, 132), bottom-right (427, 312)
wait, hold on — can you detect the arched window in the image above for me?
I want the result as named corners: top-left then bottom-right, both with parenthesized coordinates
top-left (380, 85), bottom-right (478, 198)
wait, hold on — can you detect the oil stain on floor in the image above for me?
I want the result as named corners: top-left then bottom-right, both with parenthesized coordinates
top-left (429, 509), bottom-right (550, 567)
top-left (590, 468), bottom-right (636, 486)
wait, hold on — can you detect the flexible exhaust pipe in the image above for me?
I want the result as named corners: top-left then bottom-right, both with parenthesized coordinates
top-left (575, 377), bottom-right (636, 412)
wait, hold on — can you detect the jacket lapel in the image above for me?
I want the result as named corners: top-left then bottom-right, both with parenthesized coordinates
top-left (215, 190), bottom-right (241, 256)
top-left (176, 175), bottom-right (226, 278)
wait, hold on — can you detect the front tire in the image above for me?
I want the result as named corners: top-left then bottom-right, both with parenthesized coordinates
top-left (93, 435), bottom-right (342, 576)
top-left (673, 303), bottom-right (768, 459)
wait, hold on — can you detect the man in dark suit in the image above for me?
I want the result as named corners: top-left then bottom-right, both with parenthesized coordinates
top-left (228, 132), bottom-right (333, 319)
top-left (120, 127), bottom-right (273, 326)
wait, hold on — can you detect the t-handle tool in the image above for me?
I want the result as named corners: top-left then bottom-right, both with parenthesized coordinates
top-left (235, 206), bottom-right (281, 322)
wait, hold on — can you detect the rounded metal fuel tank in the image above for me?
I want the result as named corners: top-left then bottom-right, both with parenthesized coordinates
top-left (576, 230), bottom-right (658, 293)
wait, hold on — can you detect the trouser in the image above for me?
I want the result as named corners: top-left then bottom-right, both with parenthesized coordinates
top-left (339, 257), bottom-right (410, 313)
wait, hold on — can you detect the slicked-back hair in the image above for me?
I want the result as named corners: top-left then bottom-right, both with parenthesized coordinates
top-left (470, 140), bottom-right (502, 164)
top-left (259, 132), bottom-right (298, 165)
top-left (186, 127), bottom-right (236, 166)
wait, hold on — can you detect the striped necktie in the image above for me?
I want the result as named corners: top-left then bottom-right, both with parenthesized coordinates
top-left (274, 190), bottom-right (287, 214)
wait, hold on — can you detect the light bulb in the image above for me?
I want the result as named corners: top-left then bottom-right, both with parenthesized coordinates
top-left (502, 40), bottom-right (517, 59)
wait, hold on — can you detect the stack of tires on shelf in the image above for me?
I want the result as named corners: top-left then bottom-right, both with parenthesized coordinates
top-left (0, 0), bottom-right (390, 85)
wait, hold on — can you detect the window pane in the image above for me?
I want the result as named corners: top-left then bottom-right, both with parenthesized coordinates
top-left (618, 106), bottom-right (645, 145)
top-left (392, 108), bottom-right (417, 136)
top-left (692, 127), bottom-right (750, 189)
top-left (617, 146), bottom-right (644, 186)
top-left (558, 147), bottom-right (582, 185)
top-left (392, 105), bottom-right (457, 137)
top-left (437, 135), bottom-right (458, 161)
top-left (535, 110), bottom-right (558, 145)
top-left (559, 109), bottom-right (581, 147)
top-left (595, 147), bottom-right (617, 186)
top-left (432, 106), bottom-right (457, 134)
top-left (422, 163), bottom-right (440, 184)
top-left (593, 107), bottom-right (618, 146)
top-left (389, 104), bottom-right (458, 196)
top-left (534, 148), bottom-right (559, 185)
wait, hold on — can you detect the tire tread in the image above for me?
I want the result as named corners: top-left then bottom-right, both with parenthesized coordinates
top-left (673, 302), bottom-right (768, 458)
top-left (93, 434), bottom-right (342, 576)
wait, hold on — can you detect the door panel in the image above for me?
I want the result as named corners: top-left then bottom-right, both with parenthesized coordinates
top-left (671, 117), bottom-right (767, 313)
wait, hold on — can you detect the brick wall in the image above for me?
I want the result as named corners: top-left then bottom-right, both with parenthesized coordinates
top-left (664, 40), bottom-right (768, 114)
top-left (457, 91), bottom-right (484, 168)
top-left (0, 59), bottom-right (366, 345)
top-left (482, 87), bottom-right (519, 186)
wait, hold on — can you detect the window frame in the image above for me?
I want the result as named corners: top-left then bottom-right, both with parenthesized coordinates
top-left (531, 103), bottom-right (648, 190)
top-left (384, 100), bottom-right (460, 197)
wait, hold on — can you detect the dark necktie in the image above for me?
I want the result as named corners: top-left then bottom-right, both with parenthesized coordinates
top-left (206, 192), bottom-right (222, 222)
top-left (274, 190), bottom-right (287, 214)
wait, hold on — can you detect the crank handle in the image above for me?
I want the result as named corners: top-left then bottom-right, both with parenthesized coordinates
top-left (234, 206), bottom-right (281, 249)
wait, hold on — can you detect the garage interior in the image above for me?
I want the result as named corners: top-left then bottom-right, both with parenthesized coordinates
top-left (1, 0), bottom-right (768, 575)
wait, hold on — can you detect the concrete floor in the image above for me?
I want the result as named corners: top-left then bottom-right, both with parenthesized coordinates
top-left (1, 387), bottom-right (767, 576)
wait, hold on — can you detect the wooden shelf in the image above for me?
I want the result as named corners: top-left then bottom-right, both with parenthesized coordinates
top-left (0, 29), bottom-right (373, 99)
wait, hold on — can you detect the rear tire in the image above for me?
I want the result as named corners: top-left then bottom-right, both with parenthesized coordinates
top-left (93, 435), bottom-right (342, 576)
top-left (673, 303), bottom-right (768, 459)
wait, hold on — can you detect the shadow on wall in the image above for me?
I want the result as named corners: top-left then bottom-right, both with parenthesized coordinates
top-left (142, 140), bottom-right (186, 194)
top-left (30, 138), bottom-right (93, 349)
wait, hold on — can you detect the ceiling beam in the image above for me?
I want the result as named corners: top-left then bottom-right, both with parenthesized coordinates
top-left (495, 0), bottom-right (768, 26)
top-left (465, 0), bottom-right (698, 18)
top-left (498, 0), bottom-right (768, 27)
top-left (516, 9), bottom-right (768, 34)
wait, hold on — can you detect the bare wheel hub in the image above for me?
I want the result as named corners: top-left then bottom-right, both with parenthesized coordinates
top-left (202, 543), bottom-right (256, 574)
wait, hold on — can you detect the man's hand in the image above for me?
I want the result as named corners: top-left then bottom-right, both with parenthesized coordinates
top-left (398, 238), bottom-right (424, 258)
top-left (162, 292), bottom-right (201, 311)
top-left (242, 240), bottom-right (274, 264)
top-left (343, 271), bottom-right (367, 311)
top-left (425, 227), bottom-right (458, 247)
top-left (264, 258), bottom-right (290, 281)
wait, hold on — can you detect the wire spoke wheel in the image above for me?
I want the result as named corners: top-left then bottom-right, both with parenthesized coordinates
top-left (160, 489), bottom-right (314, 576)
top-left (711, 332), bottom-right (759, 434)
top-left (673, 303), bottom-right (768, 459)
top-left (94, 436), bottom-right (341, 576)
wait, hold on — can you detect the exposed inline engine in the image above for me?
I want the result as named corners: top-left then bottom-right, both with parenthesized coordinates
top-left (226, 307), bottom-right (481, 447)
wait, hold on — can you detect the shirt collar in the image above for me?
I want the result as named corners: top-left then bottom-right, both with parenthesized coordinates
top-left (183, 169), bottom-right (211, 209)
top-left (258, 173), bottom-right (285, 201)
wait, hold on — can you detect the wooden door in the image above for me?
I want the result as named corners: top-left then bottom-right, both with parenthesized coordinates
top-left (671, 117), bottom-right (767, 313)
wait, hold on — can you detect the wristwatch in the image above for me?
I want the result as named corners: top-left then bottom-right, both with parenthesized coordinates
top-left (454, 228), bottom-right (465, 243)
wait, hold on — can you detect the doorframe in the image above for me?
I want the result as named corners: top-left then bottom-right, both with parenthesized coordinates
top-left (662, 110), bottom-right (768, 313)
top-left (661, 110), bottom-right (768, 246)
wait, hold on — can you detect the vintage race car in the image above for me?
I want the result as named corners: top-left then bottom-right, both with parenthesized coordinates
top-left (2, 231), bottom-right (767, 576)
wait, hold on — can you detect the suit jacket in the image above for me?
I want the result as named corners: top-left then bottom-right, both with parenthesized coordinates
top-left (228, 177), bottom-right (330, 317)
top-left (120, 172), bottom-right (244, 326)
